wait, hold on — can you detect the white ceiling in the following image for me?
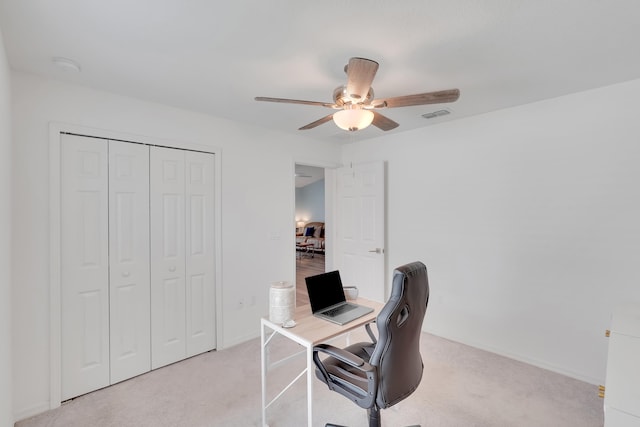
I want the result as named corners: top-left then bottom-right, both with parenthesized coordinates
top-left (2, 1), bottom-right (640, 143)
top-left (295, 165), bottom-right (324, 188)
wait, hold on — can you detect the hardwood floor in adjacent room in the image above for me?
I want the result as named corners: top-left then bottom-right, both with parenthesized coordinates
top-left (295, 252), bottom-right (324, 306)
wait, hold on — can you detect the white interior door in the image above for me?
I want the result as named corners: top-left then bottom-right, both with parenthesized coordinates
top-left (185, 151), bottom-right (216, 357)
top-left (335, 161), bottom-right (385, 302)
top-left (150, 147), bottom-right (187, 369)
top-left (60, 134), bottom-right (110, 400)
top-left (108, 141), bottom-right (151, 383)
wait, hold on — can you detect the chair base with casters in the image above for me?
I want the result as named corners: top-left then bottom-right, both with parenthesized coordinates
top-left (324, 407), bottom-right (420, 427)
top-left (312, 261), bottom-right (429, 427)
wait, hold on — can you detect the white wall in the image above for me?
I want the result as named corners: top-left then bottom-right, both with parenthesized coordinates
top-left (0, 27), bottom-right (13, 427)
top-left (342, 79), bottom-right (640, 385)
top-left (10, 71), bottom-right (341, 420)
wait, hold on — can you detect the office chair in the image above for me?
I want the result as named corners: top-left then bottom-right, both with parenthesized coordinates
top-left (312, 261), bottom-right (429, 427)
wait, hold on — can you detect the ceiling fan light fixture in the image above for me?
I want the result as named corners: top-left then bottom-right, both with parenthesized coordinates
top-left (333, 108), bottom-right (374, 131)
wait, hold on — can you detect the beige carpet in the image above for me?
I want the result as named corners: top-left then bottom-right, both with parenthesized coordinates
top-left (16, 331), bottom-right (604, 427)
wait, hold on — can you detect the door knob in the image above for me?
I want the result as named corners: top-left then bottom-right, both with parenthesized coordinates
top-left (169, 266), bottom-right (176, 272)
top-left (122, 271), bottom-right (130, 277)
top-left (368, 248), bottom-right (384, 254)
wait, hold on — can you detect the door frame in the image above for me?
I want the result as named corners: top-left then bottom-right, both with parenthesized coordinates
top-left (49, 122), bottom-right (223, 409)
top-left (292, 159), bottom-right (341, 281)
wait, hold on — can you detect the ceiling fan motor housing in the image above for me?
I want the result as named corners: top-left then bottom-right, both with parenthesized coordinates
top-left (333, 85), bottom-right (374, 107)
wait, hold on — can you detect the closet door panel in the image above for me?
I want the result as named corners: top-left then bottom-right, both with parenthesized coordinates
top-left (185, 151), bottom-right (216, 356)
top-left (150, 147), bottom-right (186, 369)
top-left (108, 141), bottom-right (151, 383)
top-left (60, 134), bottom-right (110, 400)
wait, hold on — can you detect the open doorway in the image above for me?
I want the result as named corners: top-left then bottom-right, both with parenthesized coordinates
top-left (294, 164), bottom-right (326, 306)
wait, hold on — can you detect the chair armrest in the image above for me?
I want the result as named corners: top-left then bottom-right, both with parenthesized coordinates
top-left (365, 322), bottom-right (377, 344)
top-left (314, 343), bottom-right (366, 367)
top-left (313, 343), bottom-right (377, 407)
top-left (313, 343), bottom-right (375, 385)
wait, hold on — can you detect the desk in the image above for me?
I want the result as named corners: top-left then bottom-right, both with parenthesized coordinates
top-left (261, 297), bottom-right (383, 427)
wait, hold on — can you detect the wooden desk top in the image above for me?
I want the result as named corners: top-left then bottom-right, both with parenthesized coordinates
top-left (262, 297), bottom-right (384, 346)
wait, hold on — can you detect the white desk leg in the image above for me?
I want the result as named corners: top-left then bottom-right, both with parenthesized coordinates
top-left (307, 344), bottom-right (314, 427)
top-left (261, 323), bottom-right (268, 427)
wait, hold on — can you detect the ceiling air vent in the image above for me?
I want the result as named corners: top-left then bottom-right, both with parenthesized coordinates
top-left (422, 109), bottom-right (451, 119)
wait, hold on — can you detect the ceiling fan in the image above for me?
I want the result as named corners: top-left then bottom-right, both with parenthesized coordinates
top-left (255, 57), bottom-right (460, 132)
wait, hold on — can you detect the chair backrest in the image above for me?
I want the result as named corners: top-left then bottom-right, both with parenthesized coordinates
top-left (369, 261), bottom-right (429, 409)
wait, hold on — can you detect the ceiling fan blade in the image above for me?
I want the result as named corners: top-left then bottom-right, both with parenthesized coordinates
top-left (345, 57), bottom-right (379, 101)
top-left (298, 114), bottom-right (335, 130)
top-left (375, 89), bottom-right (460, 108)
top-left (371, 112), bottom-right (399, 131)
top-left (255, 97), bottom-right (336, 108)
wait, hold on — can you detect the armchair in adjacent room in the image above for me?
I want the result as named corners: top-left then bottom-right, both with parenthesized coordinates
top-left (312, 261), bottom-right (429, 427)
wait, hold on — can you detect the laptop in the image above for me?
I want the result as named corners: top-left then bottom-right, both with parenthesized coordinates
top-left (305, 270), bottom-right (374, 325)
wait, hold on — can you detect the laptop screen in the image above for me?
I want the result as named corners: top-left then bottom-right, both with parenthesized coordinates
top-left (305, 270), bottom-right (346, 314)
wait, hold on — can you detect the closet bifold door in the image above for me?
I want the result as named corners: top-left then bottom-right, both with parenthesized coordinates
top-left (60, 137), bottom-right (214, 397)
top-left (108, 140), bottom-right (151, 383)
top-left (150, 147), bottom-right (216, 369)
top-left (150, 147), bottom-right (187, 369)
top-left (60, 134), bottom-right (110, 400)
top-left (185, 150), bottom-right (216, 357)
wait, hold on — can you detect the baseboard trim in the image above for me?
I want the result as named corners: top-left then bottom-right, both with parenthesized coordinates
top-left (424, 329), bottom-right (602, 385)
top-left (13, 401), bottom-right (51, 424)
top-left (222, 331), bottom-right (260, 349)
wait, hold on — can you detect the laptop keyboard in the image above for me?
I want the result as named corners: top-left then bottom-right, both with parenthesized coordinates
top-left (323, 304), bottom-right (356, 317)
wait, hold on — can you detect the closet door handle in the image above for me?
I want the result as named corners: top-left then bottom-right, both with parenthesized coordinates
top-left (169, 266), bottom-right (176, 272)
top-left (122, 271), bottom-right (130, 277)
